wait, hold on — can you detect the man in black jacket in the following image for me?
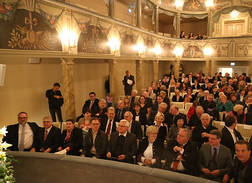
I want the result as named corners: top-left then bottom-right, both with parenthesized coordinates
top-left (123, 111), bottom-right (142, 140)
top-left (221, 115), bottom-right (243, 157)
top-left (37, 116), bottom-right (61, 153)
top-left (107, 119), bottom-right (137, 163)
top-left (165, 128), bottom-right (199, 175)
top-left (46, 83), bottom-right (64, 122)
top-left (3, 112), bottom-right (39, 151)
top-left (122, 70), bottom-right (135, 96)
top-left (83, 117), bottom-right (108, 159)
top-left (82, 92), bottom-right (99, 116)
top-left (223, 140), bottom-right (252, 183)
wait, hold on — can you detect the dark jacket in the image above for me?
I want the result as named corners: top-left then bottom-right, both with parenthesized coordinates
top-left (83, 129), bottom-right (108, 158)
top-left (60, 127), bottom-right (83, 156)
top-left (108, 132), bottom-right (137, 163)
top-left (100, 116), bottom-right (117, 134)
top-left (221, 126), bottom-right (243, 157)
top-left (3, 122), bottom-right (40, 151)
top-left (37, 125), bottom-right (61, 153)
top-left (46, 89), bottom-right (63, 109)
top-left (82, 99), bottom-right (99, 116)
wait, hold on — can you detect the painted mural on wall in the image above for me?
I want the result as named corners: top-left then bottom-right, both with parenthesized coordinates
top-left (0, 0), bottom-right (18, 21)
top-left (212, 43), bottom-right (229, 57)
top-left (237, 43), bottom-right (252, 57)
top-left (78, 21), bottom-right (109, 53)
top-left (0, 8), bottom-right (61, 50)
top-left (183, 0), bottom-right (206, 11)
top-left (183, 45), bottom-right (203, 58)
top-left (161, 42), bottom-right (174, 57)
top-left (241, 0), bottom-right (252, 6)
top-left (120, 33), bottom-right (137, 55)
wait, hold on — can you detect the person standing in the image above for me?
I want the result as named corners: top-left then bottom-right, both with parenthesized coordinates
top-left (46, 83), bottom-right (64, 122)
top-left (122, 70), bottom-right (135, 96)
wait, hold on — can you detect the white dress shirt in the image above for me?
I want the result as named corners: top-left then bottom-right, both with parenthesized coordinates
top-left (18, 123), bottom-right (34, 150)
top-left (226, 126), bottom-right (237, 143)
top-left (141, 142), bottom-right (156, 165)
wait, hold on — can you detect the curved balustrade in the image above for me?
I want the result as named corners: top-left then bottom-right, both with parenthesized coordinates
top-left (8, 151), bottom-right (217, 183)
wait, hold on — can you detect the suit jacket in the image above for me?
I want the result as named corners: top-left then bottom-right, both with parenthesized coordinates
top-left (115, 108), bottom-right (126, 122)
top-left (199, 144), bottom-right (232, 180)
top-left (83, 129), bottom-right (108, 158)
top-left (191, 125), bottom-right (217, 148)
top-left (132, 110), bottom-right (147, 126)
top-left (37, 125), bottom-right (61, 153)
top-left (188, 113), bottom-right (201, 127)
top-left (228, 157), bottom-right (252, 183)
top-left (172, 95), bottom-right (184, 102)
top-left (46, 89), bottom-right (63, 109)
top-left (129, 121), bottom-right (143, 139)
top-left (100, 116), bottom-right (117, 134)
top-left (3, 122), bottom-right (40, 151)
top-left (221, 127), bottom-right (243, 156)
top-left (165, 140), bottom-right (199, 175)
top-left (138, 137), bottom-right (163, 168)
top-left (166, 113), bottom-right (187, 129)
top-left (82, 99), bottom-right (99, 116)
top-left (108, 132), bottom-right (137, 163)
top-left (60, 127), bottom-right (83, 156)
top-left (123, 75), bottom-right (135, 89)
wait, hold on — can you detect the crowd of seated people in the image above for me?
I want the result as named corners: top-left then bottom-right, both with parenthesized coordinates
top-left (180, 31), bottom-right (205, 40)
top-left (4, 71), bottom-right (252, 183)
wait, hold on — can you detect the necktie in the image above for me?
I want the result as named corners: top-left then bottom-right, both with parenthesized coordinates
top-left (90, 101), bottom-right (93, 110)
top-left (65, 130), bottom-right (71, 141)
top-left (19, 124), bottom-right (25, 151)
top-left (172, 145), bottom-right (183, 171)
top-left (212, 148), bottom-right (217, 162)
top-left (106, 120), bottom-right (112, 135)
top-left (44, 129), bottom-right (48, 142)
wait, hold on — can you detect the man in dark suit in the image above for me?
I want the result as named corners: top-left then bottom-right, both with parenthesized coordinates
top-left (107, 119), bottom-right (137, 163)
top-left (223, 140), bottom-right (252, 183)
top-left (165, 128), bottom-right (199, 175)
top-left (192, 113), bottom-right (217, 148)
top-left (221, 115), bottom-right (243, 157)
top-left (37, 116), bottom-right (61, 153)
top-left (100, 107), bottom-right (117, 136)
top-left (199, 130), bottom-right (232, 181)
top-left (58, 119), bottom-right (83, 156)
top-left (3, 112), bottom-right (40, 151)
top-left (82, 92), bottom-right (99, 116)
top-left (123, 111), bottom-right (142, 140)
top-left (83, 117), bottom-right (108, 159)
top-left (115, 100), bottom-right (126, 122)
top-left (46, 82), bottom-right (64, 122)
top-left (122, 70), bottom-right (135, 96)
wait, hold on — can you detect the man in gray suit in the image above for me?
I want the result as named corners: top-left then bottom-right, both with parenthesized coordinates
top-left (198, 130), bottom-right (232, 181)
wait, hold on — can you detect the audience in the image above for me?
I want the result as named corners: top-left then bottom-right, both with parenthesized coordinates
top-left (4, 71), bottom-right (252, 181)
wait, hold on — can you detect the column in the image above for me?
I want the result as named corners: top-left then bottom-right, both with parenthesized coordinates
top-left (174, 58), bottom-right (180, 79)
top-left (137, 0), bottom-right (142, 28)
top-left (153, 60), bottom-right (159, 82)
top-left (109, 60), bottom-right (120, 102)
top-left (61, 58), bottom-right (76, 120)
top-left (109, 0), bottom-right (115, 18)
top-left (207, 10), bottom-right (213, 38)
top-left (136, 60), bottom-right (144, 93)
top-left (176, 12), bottom-right (181, 38)
top-left (155, 5), bottom-right (159, 33)
top-left (205, 59), bottom-right (211, 76)
top-left (211, 59), bottom-right (217, 76)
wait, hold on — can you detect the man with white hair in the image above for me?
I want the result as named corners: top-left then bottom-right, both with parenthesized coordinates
top-left (107, 119), bottom-right (137, 163)
top-left (123, 111), bottom-right (142, 139)
top-left (192, 113), bottom-right (217, 148)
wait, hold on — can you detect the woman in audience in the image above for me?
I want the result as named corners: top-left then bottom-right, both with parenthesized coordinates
top-left (180, 31), bottom-right (185, 38)
top-left (167, 117), bottom-right (186, 140)
top-left (132, 103), bottom-right (147, 126)
top-left (172, 89), bottom-right (183, 102)
top-left (183, 95), bottom-right (191, 107)
top-left (138, 126), bottom-right (163, 167)
top-left (153, 113), bottom-right (167, 144)
top-left (139, 95), bottom-right (148, 117)
top-left (168, 79), bottom-right (176, 93)
top-left (78, 110), bottom-right (91, 131)
top-left (185, 87), bottom-right (195, 102)
top-left (188, 32), bottom-right (194, 39)
top-left (95, 99), bottom-right (107, 119)
top-left (217, 95), bottom-right (234, 113)
top-left (123, 96), bottom-right (131, 111)
top-left (246, 104), bottom-right (252, 125)
top-left (187, 100), bottom-right (199, 121)
top-left (192, 79), bottom-right (200, 90)
top-left (230, 104), bottom-right (246, 124)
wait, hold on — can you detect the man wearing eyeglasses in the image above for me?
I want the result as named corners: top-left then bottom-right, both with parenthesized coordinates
top-left (106, 119), bottom-right (137, 163)
top-left (37, 116), bottom-right (61, 153)
top-left (3, 112), bottom-right (40, 151)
